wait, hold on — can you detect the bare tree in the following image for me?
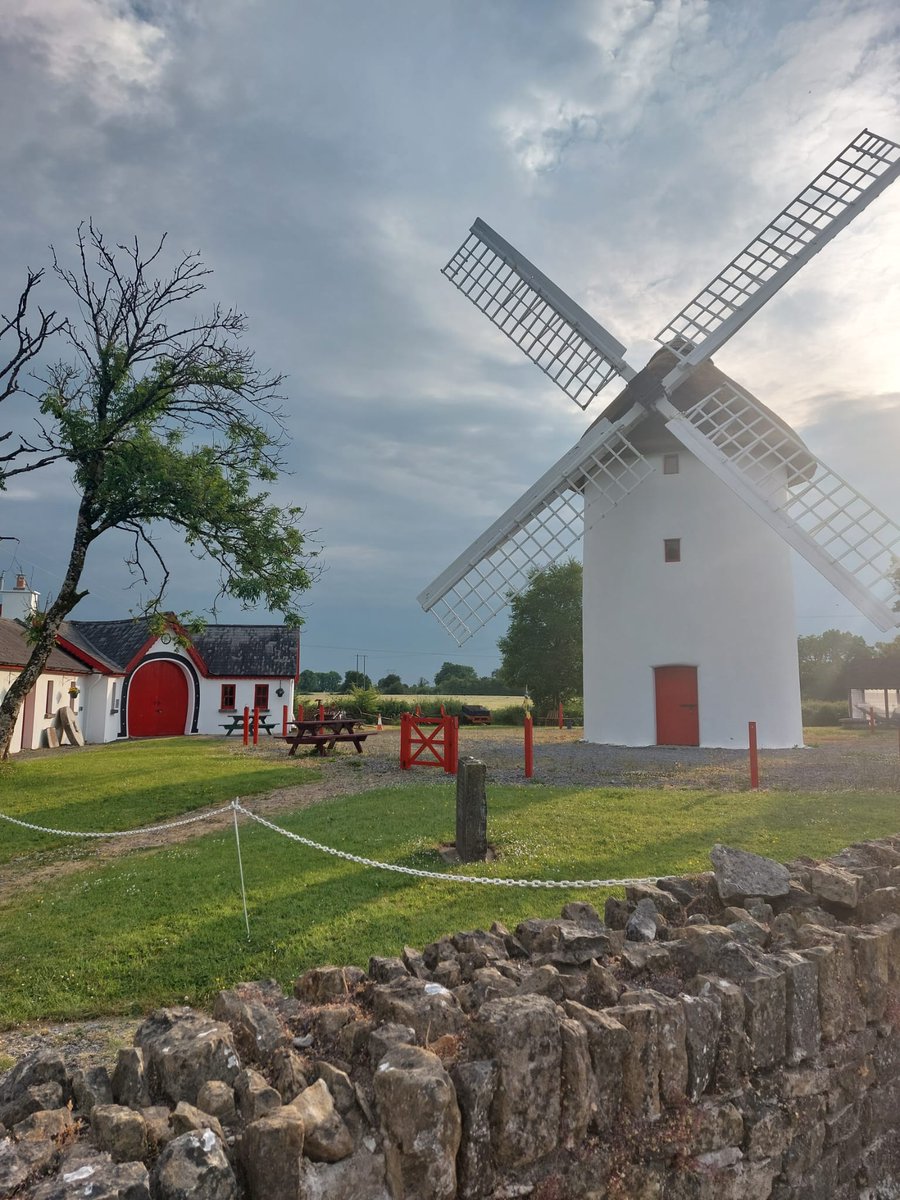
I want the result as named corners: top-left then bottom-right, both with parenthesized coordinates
top-left (0, 224), bottom-right (315, 759)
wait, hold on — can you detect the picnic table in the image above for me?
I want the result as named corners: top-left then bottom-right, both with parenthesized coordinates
top-left (285, 717), bottom-right (369, 757)
top-left (220, 711), bottom-right (277, 737)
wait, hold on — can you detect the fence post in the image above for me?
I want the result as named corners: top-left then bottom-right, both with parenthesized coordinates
top-left (318, 700), bottom-right (325, 724)
top-left (252, 706), bottom-right (260, 746)
top-left (444, 716), bottom-right (459, 775)
top-left (868, 706), bottom-right (876, 732)
top-left (242, 706), bottom-right (250, 746)
top-left (524, 713), bottom-right (534, 779)
top-left (282, 704), bottom-right (288, 736)
top-left (456, 757), bottom-right (487, 861)
top-left (297, 703), bottom-right (304, 723)
top-left (748, 720), bottom-right (759, 791)
top-left (400, 713), bottom-right (410, 770)
top-left (558, 702), bottom-right (564, 730)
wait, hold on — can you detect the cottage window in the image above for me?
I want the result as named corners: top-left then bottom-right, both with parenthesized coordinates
top-left (220, 683), bottom-right (236, 710)
top-left (44, 680), bottom-right (55, 717)
top-left (663, 453), bottom-right (680, 475)
top-left (254, 683), bottom-right (270, 710)
top-left (110, 682), bottom-right (119, 714)
top-left (664, 538), bottom-right (681, 563)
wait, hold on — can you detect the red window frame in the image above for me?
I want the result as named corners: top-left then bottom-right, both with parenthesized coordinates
top-left (220, 683), bottom-right (236, 710)
top-left (254, 683), bottom-right (269, 710)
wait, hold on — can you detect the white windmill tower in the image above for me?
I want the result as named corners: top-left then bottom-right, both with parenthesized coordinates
top-left (418, 129), bottom-right (900, 749)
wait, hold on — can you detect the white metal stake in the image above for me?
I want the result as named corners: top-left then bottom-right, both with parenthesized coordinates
top-left (232, 798), bottom-right (251, 940)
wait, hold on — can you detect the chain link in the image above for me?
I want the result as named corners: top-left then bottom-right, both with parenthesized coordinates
top-left (0, 804), bottom-right (233, 840)
top-left (233, 803), bottom-right (669, 890)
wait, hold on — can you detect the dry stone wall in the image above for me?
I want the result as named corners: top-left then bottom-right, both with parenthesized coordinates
top-left (2, 834), bottom-right (900, 1198)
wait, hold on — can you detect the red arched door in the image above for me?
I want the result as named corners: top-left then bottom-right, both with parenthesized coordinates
top-left (654, 665), bottom-right (699, 746)
top-left (129, 661), bottom-right (189, 737)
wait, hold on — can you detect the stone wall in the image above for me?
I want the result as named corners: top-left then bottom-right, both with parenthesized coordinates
top-left (1, 835), bottom-right (900, 1198)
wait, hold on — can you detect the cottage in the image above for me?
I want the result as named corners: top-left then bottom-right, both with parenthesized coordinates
top-left (845, 657), bottom-right (900, 723)
top-left (0, 575), bottom-right (300, 752)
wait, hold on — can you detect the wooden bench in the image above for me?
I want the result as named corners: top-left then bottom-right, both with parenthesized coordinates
top-left (285, 731), bottom-right (369, 757)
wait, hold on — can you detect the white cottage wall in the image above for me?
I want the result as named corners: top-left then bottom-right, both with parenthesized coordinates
top-left (582, 447), bottom-right (804, 748)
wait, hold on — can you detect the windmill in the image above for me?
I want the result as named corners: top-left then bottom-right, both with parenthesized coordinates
top-left (418, 129), bottom-right (900, 748)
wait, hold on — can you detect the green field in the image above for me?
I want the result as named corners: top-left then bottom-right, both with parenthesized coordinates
top-left (1, 740), bottom-right (898, 1023)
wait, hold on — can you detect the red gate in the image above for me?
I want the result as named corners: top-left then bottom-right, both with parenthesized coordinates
top-left (400, 713), bottom-right (458, 774)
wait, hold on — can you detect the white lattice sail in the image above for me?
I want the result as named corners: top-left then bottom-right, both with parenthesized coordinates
top-left (443, 218), bottom-right (635, 411)
top-left (656, 129), bottom-right (900, 380)
top-left (418, 407), bottom-right (653, 644)
top-left (657, 387), bottom-right (900, 630)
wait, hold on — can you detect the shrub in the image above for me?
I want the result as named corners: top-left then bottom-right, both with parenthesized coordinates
top-left (802, 700), bottom-right (848, 727)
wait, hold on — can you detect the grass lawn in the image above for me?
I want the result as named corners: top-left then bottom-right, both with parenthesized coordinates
top-left (0, 739), bottom-right (319, 866)
top-left (1, 776), bottom-right (898, 1024)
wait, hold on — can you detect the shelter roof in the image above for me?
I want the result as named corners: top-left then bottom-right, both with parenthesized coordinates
top-left (0, 619), bottom-right (93, 673)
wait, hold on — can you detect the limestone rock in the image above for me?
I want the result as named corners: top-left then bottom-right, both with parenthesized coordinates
top-left (450, 1060), bottom-right (496, 1200)
top-left (368, 955), bottom-right (409, 983)
top-left (71, 1065), bottom-right (113, 1116)
top-left (30, 1157), bottom-right (151, 1200)
top-left (368, 1023), bottom-right (417, 1067)
top-left (196, 1080), bottom-right (236, 1125)
top-left (170, 1100), bottom-right (226, 1144)
top-left (241, 1109), bottom-right (305, 1200)
top-left (625, 898), bottom-right (658, 943)
top-left (234, 1067), bottom-right (281, 1121)
top-left (91, 1104), bottom-right (148, 1164)
top-left (682, 991), bottom-right (722, 1100)
top-left (297, 1149), bottom-right (390, 1200)
top-left (212, 988), bottom-right (287, 1065)
top-left (151, 1128), bottom-right (238, 1200)
top-left (470, 994), bottom-right (561, 1167)
top-left (134, 1008), bottom-right (240, 1106)
top-left (268, 1046), bottom-right (309, 1103)
top-left (514, 917), bottom-right (611, 964)
top-left (711, 844), bottom-right (790, 902)
top-left (606, 1002), bottom-right (660, 1119)
top-left (563, 1001), bottom-right (630, 1134)
top-left (0, 1049), bottom-right (67, 1127)
top-left (111, 1048), bottom-right (150, 1109)
top-left (370, 977), bottom-right (466, 1041)
top-left (287, 1078), bottom-right (354, 1162)
top-left (374, 1043), bottom-right (461, 1200)
top-left (13, 1107), bottom-right (74, 1143)
top-left (0, 1135), bottom-right (58, 1197)
top-left (294, 965), bottom-right (365, 1004)
top-left (559, 1015), bottom-right (592, 1146)
top-left (312, 1062), bottom-right (356, 1114)
top-left (807, 861), bottom-right (861, 909)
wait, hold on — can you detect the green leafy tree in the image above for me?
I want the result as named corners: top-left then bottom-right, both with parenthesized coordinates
top-left (299, 669), bottom-right (322, 691)
top-left (434, 661), bottom-right (479, 690)
top-left (797, 630), bottom-right (871, 700)
top-left (320, 670), bottom-right (341, 691)
top-left (0, 224), bottom-right (316, 759)
top-left (497, 560), bottom-right (582, 714)
top-left (341, 669), bottom-right (370, 692)
top-left (377, 673), bottom-right (405, 693)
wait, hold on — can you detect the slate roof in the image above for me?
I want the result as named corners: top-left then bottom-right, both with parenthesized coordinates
top-left (67, 618), bottom-right (299, 677)
top-left (192, 625), bottom-right (300, 677)
top-left (67, 619), bottom-right (152, 672)
top-left (0, 619), bottom-right (92, 673)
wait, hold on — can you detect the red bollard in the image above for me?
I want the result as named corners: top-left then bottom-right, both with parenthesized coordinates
top-left (252, 706), bottom-right (260, 746)
top-left (242, 706), bottom-right (250, 746)
top-left (524, 713), bottom-right (534, 779)
top-left (282, 704), bottom-right (288, 736)
top-left (558, 702), bottom-right (564, 730)
top-left (443, 716), bottom-right (459, 775)
top-left (400, 712), bottom-right (411, 769)
top-left (297, 704), bottom-right (304, 723)
top-left (748, 721), bottom-right (759, 791)
top-left (318, 700), bottom-right (325, 723)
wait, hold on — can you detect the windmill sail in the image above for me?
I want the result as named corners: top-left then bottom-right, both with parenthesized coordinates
top-left (443, 218), bottom-right (635, 411)
top-left (656, 389), bottom-right (900, 631)
top-left (418, 404), bottom-right (651, 643)
top-left (656, 129), bottom-right (900, 387)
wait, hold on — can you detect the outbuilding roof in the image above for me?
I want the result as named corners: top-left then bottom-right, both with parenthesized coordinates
top-left (0, 619), bottom-right (92, 674)
top-left (845, 658), bottom-right (900, 689)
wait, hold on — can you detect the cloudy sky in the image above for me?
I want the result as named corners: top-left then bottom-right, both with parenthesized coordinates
top-left (1, 0), bottom-right (899, 684)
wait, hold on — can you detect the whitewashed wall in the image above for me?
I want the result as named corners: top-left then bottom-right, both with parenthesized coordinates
top-left (1, 667), bottom-right (93, 752)
top-left (582, 440), bottom-right (804, 748)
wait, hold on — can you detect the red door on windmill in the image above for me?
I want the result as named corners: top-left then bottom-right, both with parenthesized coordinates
top-left (654, 666), bottom-right (699, 746)
top-left (129, 661), bottom-right (189, 736)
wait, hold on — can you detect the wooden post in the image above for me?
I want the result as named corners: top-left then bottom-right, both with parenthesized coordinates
top-left (456, 757), bottom-right (487, 861)
top-left (524, 713), bottom-right (534, 779)
top-left (440, 703), bottom-right (446, 717)
top-left (400, 712), bottom-right (411, 769)
top-left (252, 706), bottom-right (260, 746)
top-left (444, 716), bottom-right (459, 775)
top-left (868, 705), bottom-right (876, 732)
top-left (558, 702), bottom-right (564, 729)
top-left (242, 706), bottom-right (249, 746)
top-left (282, 704), bottom-right (288, 736)
top-left (748, 721), bottom-right (759, 791)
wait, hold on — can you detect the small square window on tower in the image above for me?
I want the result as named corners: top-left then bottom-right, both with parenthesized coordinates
top-left (663, 453), bottom-right (680, 475)
top-left (664, 538), bottom-right (681, 563)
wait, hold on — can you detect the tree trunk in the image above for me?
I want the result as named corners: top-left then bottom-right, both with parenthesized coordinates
top-left (0, 507), bottom-right (93, 760)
